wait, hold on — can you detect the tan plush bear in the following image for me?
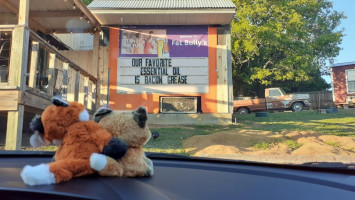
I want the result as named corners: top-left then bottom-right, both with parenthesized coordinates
top-left (89, 107), bottom-right (154, 177)
top-left (21, 98), bottom-right (127, 185)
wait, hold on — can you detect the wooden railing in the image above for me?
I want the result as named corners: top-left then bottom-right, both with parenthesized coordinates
top-left (0, 26), bottom-right (14, 85)
top-left (27, 29), bottom-right (97, 111)
top-left (0, 26), bottom-right (97, 111)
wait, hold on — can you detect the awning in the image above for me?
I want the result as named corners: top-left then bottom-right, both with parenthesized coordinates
top-left (88, 0), bottom-right (236, 25)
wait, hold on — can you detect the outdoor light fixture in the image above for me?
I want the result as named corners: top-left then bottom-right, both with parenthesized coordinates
top-left (80, 15), bottom-right (83, 20)
top-left (73, 4), bottom-right (76, 9)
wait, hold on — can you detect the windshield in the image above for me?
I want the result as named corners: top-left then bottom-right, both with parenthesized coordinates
top-left (0, 0), bottom-right (354, 169)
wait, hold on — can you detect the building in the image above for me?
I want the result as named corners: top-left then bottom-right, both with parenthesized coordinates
top-left (88, 0), bottom-right (236, 124)
top-left (331, 61), bottom-right (355, 107)
top-left (0, 0), bottom-right (103, 150)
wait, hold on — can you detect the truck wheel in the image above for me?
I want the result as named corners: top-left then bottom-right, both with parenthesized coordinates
top-left (291, 102), bottom-right (304, 112)
top-left (237, 107), bottom-right (250, 114)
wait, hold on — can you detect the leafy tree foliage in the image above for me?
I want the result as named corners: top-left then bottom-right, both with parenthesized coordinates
top-left (82, 0), bottom-right (93, 6)
top-left (231, 0), bottom-right (345, 96)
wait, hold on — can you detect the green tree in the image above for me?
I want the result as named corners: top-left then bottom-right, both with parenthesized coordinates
top-left (231, 0), bottom-right (345, 97)
top-left (82, 0), bottom-right (93, 6)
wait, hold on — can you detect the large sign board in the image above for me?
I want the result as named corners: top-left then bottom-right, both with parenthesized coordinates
top-left (117, 26), bottom-right (209, 94)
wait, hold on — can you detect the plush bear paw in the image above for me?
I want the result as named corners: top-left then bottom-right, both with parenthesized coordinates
top-left (90, 153), bottom-right (108, 171)
top-left (144, 157), bottom-right (154, 176)
top-left (21, 164), bottom-right (56, 185)
top-left (102, 138), bottom-right (128, 160)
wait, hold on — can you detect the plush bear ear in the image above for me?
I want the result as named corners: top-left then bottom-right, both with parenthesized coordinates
top-left (94, 107), bottom-right (112, 122)
top-left (51, 97), bottom-right (69, 107)
top-left (133, 107), bottom-right (147, 128)
top-left (29, 114), bottom-right (44, 133)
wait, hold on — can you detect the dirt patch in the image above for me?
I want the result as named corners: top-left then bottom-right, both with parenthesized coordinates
top-left (183, 129), bottom-right (355, 164)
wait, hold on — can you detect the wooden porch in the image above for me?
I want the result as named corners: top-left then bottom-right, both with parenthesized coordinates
top-left (0, 0), bottom-right (107, 150)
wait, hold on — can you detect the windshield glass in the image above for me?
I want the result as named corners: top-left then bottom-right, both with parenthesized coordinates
top-left (0, 0), bottom-right (354, 168)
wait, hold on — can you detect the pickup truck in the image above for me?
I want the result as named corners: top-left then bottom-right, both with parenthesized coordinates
top-left (233, 88), bottom-right (311, 114)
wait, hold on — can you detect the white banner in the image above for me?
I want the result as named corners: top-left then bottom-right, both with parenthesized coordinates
top-left (117, 58), bottom-right (209, 94)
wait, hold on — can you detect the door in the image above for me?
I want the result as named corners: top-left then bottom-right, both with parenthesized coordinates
top-left (265, 88), bottom-right (285, 110)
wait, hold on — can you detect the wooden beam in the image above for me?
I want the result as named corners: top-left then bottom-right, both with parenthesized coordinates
top-left (72, 0), bottom-right (101, 31)
top-left (48, 28), bottom-right (95, 34)
top-left (0, 25), bottom-right (16, 29)
top-left (8, 26), bottom-right (29, 90)
top-left (0, 90), bottom-right (21, 111)
top-left (47, 52), bottom-right (56, 96)
top-left (5, 105), bottom-right (24, 150)
top-left (74, 71), bottom-right (80, 101)
top-left (62, 62), bottom-right (69, 100)
top-left (78, 74), bottom-right (85, 105)
top-left (28, 41), bottom-right (39, 88)
top-left (92, 32), bottom-right (101, 107)
top-left (30, 10), bottom-right (81, 18)
top-left (22, 91), bottom-right (51, 110)
top-left (87, 80), bottom-right (92, 110)
top-left (18, 0), bottom-right (29, 26)
top-left (0, 0), bottom-right (46, 33)
top-left (216, 27), bottom-right (229, 114)
top-left (226, 25), bottom-right (234, 114)
top-left (83, 76), bottom-right (89, 108)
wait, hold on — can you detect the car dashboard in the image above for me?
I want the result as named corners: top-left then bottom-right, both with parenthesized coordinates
top-left (0, 151), bottom-right (354, 200)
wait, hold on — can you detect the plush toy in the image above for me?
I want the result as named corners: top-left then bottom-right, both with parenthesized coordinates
top-left (89, 107), bottom-right (154, 177)
top-left (20, 98), bottom-right (128, 185)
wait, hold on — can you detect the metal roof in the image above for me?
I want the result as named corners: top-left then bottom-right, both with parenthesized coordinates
top-left (331, 61), bottom-right (355, 68)
top-left (88, 0), bottom-right (236, 10)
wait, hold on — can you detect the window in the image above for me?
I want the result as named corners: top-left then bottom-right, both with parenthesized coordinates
top-left (269, 89), bottom-right (282, 97)
top-left (346, 69), bottom-right (355, 93)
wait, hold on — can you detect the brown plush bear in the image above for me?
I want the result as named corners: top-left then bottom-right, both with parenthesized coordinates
top-left (21, 98), bottom-right (127, 185)
top-left (89, 107), bottom-right (154, 177)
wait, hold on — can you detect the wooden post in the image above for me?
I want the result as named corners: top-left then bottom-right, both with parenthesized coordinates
top-left (92, 31), bottom-right (100, 108)
top-left (5, 105), bottom-right (24, 150)
top-left (7, 27), bottom-right (29, 90)
top-left (216, 27), bottom-right (229, 114)
top-left (74, 71), bottom-right (80, 102)
top-left (226, 25), bottom-right (233, 114)
top-left (28, 41), bottom-right (39, 88)
top-left (18, 0), bottom-right (30, 26)
top-left (5, 0), bottom-right (30, 150)
top-left (62, 62), bottom-right (69, 100)
top-left (87, 80), bottom-right (92, 110)
top-left (47, 52), bottom-right (56, 96)
top-left (83, 76), bottom-right (89, 108)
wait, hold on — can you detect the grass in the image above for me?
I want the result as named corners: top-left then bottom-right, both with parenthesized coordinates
top-left (253, 141), bottom-right (273, 150)
top-left (144, 125), bottom-right (237, 154)
top-left (284, 140), bottom-right (302, 150)
top-left (15, 109), bottom-right (354, 156)
top-left (21, 145), bottom-right (58, 151)
top-left (235, 110), bottom-right (355, 136)
top-left (325, 141), bottom-right (340, 147)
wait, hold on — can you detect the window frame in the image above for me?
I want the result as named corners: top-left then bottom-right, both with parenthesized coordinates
top-left (345, 69), bottom-right (355, 94)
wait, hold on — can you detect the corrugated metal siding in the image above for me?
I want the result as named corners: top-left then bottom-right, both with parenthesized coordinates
top-left (88, 0), bottom-right (236, 9)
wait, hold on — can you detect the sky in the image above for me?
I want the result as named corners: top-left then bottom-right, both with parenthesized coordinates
top-left (332, 0), bottom-right (355, 64)
top-left (322, 1), bottom-right (355, 84)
